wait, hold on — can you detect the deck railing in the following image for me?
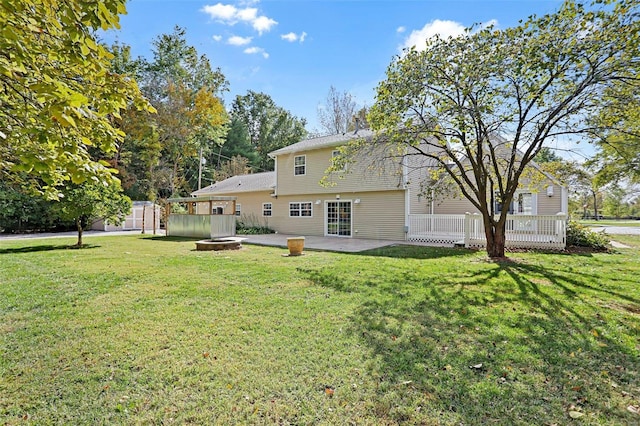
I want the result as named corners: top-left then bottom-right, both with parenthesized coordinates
top-left (408, 214), bottom-right (567, 249)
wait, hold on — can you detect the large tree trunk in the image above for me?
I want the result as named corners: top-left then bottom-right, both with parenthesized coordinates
top-left (76, 218), bottom-right (83, 247)
top-left (484, 217), bottom-right (507, 258)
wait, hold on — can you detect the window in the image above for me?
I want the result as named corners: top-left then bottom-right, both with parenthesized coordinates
top-left (289, 202), bottom-right (312, 217)
top-left (235, 203), bottom-right (241, 216)
top-left (294, 155), bottom-right (306, 176)
top-left (495, 192), bottom-right (534, 215)
top-left (212, 206), bottom-right (223, 215)
top-left (331, 150), bottom-right (345, 171)
top-left (262, 203), bottom-right (272, 217)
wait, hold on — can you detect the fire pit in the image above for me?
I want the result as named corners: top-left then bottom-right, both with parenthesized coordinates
top-left (195, 237), bottom-right (243, 251)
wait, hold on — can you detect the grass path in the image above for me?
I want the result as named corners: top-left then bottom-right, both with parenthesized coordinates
top-left (1, 235), bottom-right (639, 425)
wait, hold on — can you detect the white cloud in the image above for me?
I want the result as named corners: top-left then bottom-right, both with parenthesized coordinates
top-left (202, 3), bottom-right (237, 20)
top-left (201, 2), bottom-right (277, 35)
top-left (281, 32), bottom-right (297, 42)
top-left (236, 7), bottom-right (257, 21)
top-left (228, 35), bottom-right (253, 45)
top-left (400, 19), bottom-right (499, 52)
top-left (213, 35), bottom-right (223, 42)
top-left (401, 19), bottom-right (466, 51)
top-left (252, 15), bottom-right (277, 34)
top-left (281, 31), bottom-right (307, 43)
top-left (397, 26), bottom-right (406, 34)
top-left (244, 46), bottom-right (269, 58)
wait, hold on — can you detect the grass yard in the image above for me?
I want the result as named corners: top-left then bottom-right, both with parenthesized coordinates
top-left (1, 235), bottom-right (639, 425)
top-left (580, 219), bottom-right (640, 228)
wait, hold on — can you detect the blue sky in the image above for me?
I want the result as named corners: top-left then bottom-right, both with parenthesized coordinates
top-left (104, 0), bottom-right (565, 133)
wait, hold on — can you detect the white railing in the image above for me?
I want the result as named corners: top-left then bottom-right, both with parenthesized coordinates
top-left (408, 214), bottom-right (567, 249)
top-left (465, 213), bottom-right (566, 249)
top-left (407, 214), bottom-right (465, 244)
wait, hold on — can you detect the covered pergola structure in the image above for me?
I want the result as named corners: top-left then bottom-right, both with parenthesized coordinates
top-left (166, 196), bottom-right (237, 239)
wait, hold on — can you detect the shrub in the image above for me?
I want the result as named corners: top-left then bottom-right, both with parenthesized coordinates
top-left (236, 213), bottom-right (275, 235)
top-left (566, 220), bottom-right (610, 250)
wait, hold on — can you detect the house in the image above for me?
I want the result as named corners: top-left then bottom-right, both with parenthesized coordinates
top-left (91, 201), bottom-right (161, 232)
top-left (193, 130), bottom-right (568, 248)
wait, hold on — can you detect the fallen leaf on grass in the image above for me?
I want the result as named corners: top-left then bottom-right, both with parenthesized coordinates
top-left (627, 405), bottom-right (639, 415)
top-left (569, 411), bottom-right (584, 419)
top-left (325, 386), bottom-right (334, 397)
top-left (470, 363), bottom-right (483, 370)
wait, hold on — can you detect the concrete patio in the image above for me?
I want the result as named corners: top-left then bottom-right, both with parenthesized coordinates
top-left (241, 233), bottom-right (411, 253)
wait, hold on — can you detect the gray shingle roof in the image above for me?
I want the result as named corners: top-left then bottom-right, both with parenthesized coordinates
top-left (191, 171), bottom-right (276, 196)
top-left (268, 129), bottom-right (375, 157)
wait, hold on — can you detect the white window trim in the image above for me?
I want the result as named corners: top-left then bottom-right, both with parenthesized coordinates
top-left (331, 150), bottom-right (345, 171)
top-left (262, 203), bottom-right (272, 217)
top-left (289, 201), bottom-right (313, 218)
top-left (235, 203), bottom-right (242, 216)
top-left (294, 155), bottom-right (306, 176)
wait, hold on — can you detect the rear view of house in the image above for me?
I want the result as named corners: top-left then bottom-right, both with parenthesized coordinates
top-left (193, 130), bottom-right (568, 248)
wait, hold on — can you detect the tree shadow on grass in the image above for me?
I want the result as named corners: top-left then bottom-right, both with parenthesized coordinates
top-left (0, 244), bottom-right (100, 254)
top-left (300, 257), bottom-right (639, 424)
top-left (143, 236), bottom-right (201, 242)
top-left (356, 244), bottom-right (479, 260)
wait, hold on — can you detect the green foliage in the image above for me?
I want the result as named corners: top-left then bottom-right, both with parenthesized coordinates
top-left (53, 181), bottom-right (132, 245)
top-left (366, 0), bottom-right (639, 258)
top-left (236, 213), bottom-right (275, 234)
top-left (566, 220), bottom-right (610, 249)
top-left (0, 182), bottom-right (73, 233)
top-left (230, 91), bottom-right (307, 171)
top-left (0, 0), bottom-right (152, 198)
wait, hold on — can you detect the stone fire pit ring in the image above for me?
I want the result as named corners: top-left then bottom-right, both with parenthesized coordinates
top-left (195, 237), bottom-right (244, 251)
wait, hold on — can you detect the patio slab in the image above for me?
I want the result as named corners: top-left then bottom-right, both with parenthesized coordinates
top-left (241, 233), bottom-right (409, 253)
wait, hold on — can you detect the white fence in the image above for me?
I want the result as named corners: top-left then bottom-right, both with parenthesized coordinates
top-left (408, 214), bottom-right (567, 249)
top-left (407, 214), bottom-right (465, 244)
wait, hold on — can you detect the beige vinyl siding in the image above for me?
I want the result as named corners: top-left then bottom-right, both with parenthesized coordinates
top-left (536, 183), bottom-right (563, 215)
top-left (349, 191), bottom-right (406, 240)
top-left (256, 190), bottom-right (407, 240)
top-left (433, 179), bottom-right (564, 215)
top-left (275, 146), bottom-right (403, 196)
top-left (433, 195), bottom-right (478, 214)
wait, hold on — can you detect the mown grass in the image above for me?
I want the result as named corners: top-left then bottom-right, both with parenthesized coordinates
top-left (580, 219), bottom-right (640, 228)
top-left (1, 235), bottom-right (638, 425)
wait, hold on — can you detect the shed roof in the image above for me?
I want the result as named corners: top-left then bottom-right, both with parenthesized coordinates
top-left (191, 171), bottom-right (276, 196)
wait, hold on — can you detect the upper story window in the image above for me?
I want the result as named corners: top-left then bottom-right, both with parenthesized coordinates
top-left (294, 155), bottom-right (306, 176)
top-left (262, 203), bottom-right (272, 217)
top-left (331, 150), bottom-right (345, 171)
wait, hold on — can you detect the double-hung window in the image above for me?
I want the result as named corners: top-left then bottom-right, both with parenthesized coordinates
top-left (289, 202), bottom-right (312, 217)
top-left (294, 155), bottom-right (306, 176)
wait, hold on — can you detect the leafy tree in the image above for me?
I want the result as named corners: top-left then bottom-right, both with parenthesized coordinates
top-left (53, 181), bottom-right (132, 247)
top-left (231, 91), bottom-right (307, 171)
top-left (317, 86), bottom-right (357, 135)
top-left (216, 117), bottom-right (259, 170)
top-left (0, 182), bottom-right (72, 233)
top-left (535, 147), bottom-right (563, 164)
top-left (0, 0), bottom-right (152, 199)
top-left (138, 27), bottom-right (229, 197)
top-left (213, 155), bottom-right (253, 182)
top-left (588, 80), bottom-right (640, 184)
top-left (365, 0), bottom-right (639, 258)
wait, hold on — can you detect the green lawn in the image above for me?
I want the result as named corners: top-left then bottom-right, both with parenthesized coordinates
top-left (1, 236), bottom-right (639, 425)
top-left (580, 219), bottom-right (640, 227)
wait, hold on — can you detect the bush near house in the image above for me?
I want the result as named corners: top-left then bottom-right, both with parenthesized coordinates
top-left (566, 220), bottom-right (610, 250)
